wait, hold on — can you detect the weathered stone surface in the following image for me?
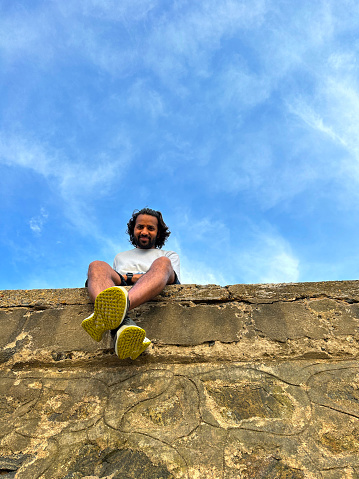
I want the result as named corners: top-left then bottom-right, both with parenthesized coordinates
top-left (228, 279), bottom-right (359, 303)
top-left (2, 362), bottom-right (359, 478)
top-left (3, 284), bottom-right (359, 364)
top-left (134, 301), bottom-right (249, 345)
top-left (2, 282), bottom-right (359, 478)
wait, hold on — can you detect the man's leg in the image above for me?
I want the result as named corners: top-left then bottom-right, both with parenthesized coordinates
top-left (82, 261), bottom-right (131, 343)
top-left (128, 256), bottom-right (176, 309)
top-left (120, 256), bottom-right (175, 359)
top-left (82, 257), bottom-right (175, 358)
top-left (87, 260), bottom-right (123, 302)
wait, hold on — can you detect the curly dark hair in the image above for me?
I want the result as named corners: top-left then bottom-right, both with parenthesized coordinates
top-left (126, 208), bottom-right (171, 249)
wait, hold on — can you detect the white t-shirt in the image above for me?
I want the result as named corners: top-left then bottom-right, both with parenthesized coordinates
top-left (113, 248), bottom-right (181, 282)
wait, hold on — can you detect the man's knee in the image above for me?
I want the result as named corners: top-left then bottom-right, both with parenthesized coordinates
top-left (151, 256), bottom-right (172, 271)
top-left (150, 257), bottom-right (176, 284)
top-left (88, 260), bottom-right (110, 276)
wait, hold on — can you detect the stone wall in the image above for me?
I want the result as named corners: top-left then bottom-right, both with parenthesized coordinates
top-left (1, 281), bottom-right (359, 478)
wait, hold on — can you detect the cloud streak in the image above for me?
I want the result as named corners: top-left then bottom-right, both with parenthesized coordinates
top-left (0, 132), bottom-right (133, 240)
top-left (237, 227), bottom-right (300, 284)
top-left (29, 208), bottom-right (48, 236)
top-left (0, 133), bottom-right (130, 196)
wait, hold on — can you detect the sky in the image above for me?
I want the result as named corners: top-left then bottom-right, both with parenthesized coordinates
top-left (1, 0), bottom-right (359, 290)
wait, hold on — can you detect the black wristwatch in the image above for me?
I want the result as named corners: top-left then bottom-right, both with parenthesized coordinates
top-left (126, 272), bottom-right (133, 285)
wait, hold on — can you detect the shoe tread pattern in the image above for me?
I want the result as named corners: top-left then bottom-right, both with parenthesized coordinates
top-left (130, 338), bottom-right (152, 360)
top-left (116, 326), bottom-right (146, 359)
top-left (82, 287), bottom-right (127, 342)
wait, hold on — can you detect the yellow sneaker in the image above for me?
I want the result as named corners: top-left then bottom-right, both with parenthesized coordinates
top-left (82, 286), bottom-right (129, 342)
top-left (114, 317), bottom-right (147, 359)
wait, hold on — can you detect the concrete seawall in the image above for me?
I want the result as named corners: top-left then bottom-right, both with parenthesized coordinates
top-left (1, 281), bottom-right (359, 478)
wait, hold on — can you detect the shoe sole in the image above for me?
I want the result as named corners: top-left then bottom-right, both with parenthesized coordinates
top-left (115, 326), bottom-right (146, 359)
top-left (130, 338), bottom-right (151, 360)
top-left (82, 287), bottom-right (128, 342)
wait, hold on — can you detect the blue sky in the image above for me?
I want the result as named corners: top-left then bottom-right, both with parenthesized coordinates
top-left (1, 0), bottom-right (359, 290)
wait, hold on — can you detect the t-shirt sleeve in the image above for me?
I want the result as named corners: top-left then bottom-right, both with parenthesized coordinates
top-left (113, 252), bottom-right (126, 274)
top-left (165, 251), bottom-right (181, 282)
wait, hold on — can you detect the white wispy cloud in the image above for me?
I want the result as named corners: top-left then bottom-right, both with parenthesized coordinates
top-left (0, 133), bottom-right (129, 195)
top-left (287, 67), bottom-right (359, 195)
top-left (0, 5), bottom-right (54, 62)
top-left (0, 1), bottom-right (153, 76)
top-left (143, 0), bottom-right (267, 85)
top-left (172, 210), bottom-right (230, 254)
top-left (127, 80), bottom-right (166, 119)
top-left (236, 226), bottom-right (300, 284)
top-left (0, 132), bottom-right (132, 236)
top-left (57, 0), bottom-right (158, 23)
top-left (193, 2), bottom-right (359, 208)
top-left (180, 257), bottom-right (227, 286)
top-left (29, 208), bottom-right (48, 236)
top-left (168, 214), bottom-right (229, 286)
top-left (171, 213), bottom-right (300, 285)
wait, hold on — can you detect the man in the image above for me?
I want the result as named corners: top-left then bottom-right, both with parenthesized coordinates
top-left (82, 208), bottom-right (180, 360)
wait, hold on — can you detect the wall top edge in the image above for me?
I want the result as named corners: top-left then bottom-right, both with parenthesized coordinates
top-left (1, 280), bottom-right (359, 307)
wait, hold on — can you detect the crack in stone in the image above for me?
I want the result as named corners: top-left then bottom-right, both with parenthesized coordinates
top-left (311, 402), bottom-right (359, 420)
